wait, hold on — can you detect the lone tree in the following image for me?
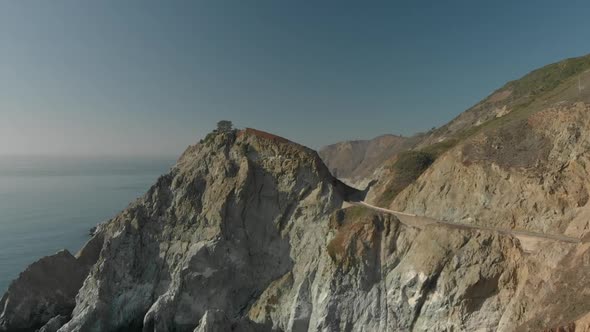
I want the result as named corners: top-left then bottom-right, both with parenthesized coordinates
top-left (216, 120), bottom-right (233, 133)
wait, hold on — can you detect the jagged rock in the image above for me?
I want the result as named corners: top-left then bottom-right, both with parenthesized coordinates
top-left (247, 206), bottom-right (525, 331)
top-left (192, 310), bottom-right (270, 332)
top-left (0, 250), bottom-right (88, 331)
top-left (54, 129), bottom-right (356, 331)
top-left (193, 310), bottom-right (232, 332)
top-left (38, 315), bottom-right (70, 332)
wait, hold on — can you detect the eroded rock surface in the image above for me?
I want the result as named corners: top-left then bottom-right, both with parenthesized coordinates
top-left (55, 129), bottom-right (354, 331)
top-left (0, 250), bottom-right (88, 331)
top-left (391, 103), bottom-right (590, 237)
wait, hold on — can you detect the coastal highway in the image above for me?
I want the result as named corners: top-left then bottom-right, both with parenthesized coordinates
top-left (348, 201), bottom-right (582, 252)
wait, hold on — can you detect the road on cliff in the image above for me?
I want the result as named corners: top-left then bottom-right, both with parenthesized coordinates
top-left (348, 201), bottom-right (582, 251)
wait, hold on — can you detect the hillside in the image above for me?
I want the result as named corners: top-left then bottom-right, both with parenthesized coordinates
top-left (357, 54), bottom-right (590, 207)
top-left (419, 53), bottom-right (590, 149)
top-left (372, 54), bottom-right (590, 329)
top-left (319, 134), bottom-right (423, 184)
top-left (316, 53), bottom-right (590, 330)
top-left (321, 54), bottom-right (590, 208)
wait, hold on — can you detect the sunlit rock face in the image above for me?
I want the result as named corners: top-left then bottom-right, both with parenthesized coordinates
top-left (50, 129), bottom-right (354, 332)
top-left (392, 103), bottom-right (590, 237)
top-left (2, 128), bottom-right (588, 332)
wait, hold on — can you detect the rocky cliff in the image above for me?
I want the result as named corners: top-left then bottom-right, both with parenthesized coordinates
top-left (6, 55), bottom-right (590, 332)
top-left (4, 126), bottom-right (574, 332)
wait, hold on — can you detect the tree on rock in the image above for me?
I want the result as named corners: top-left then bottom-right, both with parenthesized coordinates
top-left (217, 120), bottom-right (233, 133)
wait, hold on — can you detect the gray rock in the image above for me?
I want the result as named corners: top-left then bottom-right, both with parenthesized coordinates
top-left (0, 250), bottom-right (87, 331)
top-left (57, 130), bottom-right (355, 331)
top-left (38, 315), bottom-right (70, 332)
top-left (193, 310), bottom-right (232, 332)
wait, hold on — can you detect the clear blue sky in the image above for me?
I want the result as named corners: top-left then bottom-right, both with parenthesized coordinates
top-left (1, 1), bottom-right (590, 156)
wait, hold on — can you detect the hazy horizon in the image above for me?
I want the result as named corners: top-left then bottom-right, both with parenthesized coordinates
top-left (3, 1), bottom-right (590, 156)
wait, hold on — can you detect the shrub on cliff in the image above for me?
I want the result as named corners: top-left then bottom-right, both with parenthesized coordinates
top-left (378, 150), bottom-right (435, 205)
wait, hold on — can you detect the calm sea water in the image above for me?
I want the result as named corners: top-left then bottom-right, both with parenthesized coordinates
top-left (0, 156), bottom-right (175, 293)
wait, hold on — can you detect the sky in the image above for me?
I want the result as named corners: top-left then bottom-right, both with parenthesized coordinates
top-left (1, 1), bottom-right (590, 156)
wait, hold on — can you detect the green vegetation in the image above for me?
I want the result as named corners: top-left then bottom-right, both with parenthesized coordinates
top-left (200, 120), bottom-right (240, 147)
top-left (377, 54), bottom-right (590, 207)
top-left (419, 139), bottom-right (458, 158)
top-left (378, 151), bottom-right (435, 205)
top-left (507, 55), bottom-right (590, 99)
top-left (217, 120), bottom-right (233, 133)
top-left (426, 55), bottom-right (590, 154)
top-left (202, 131), bottom-right (217, 145)
top-left (342, 206), bottom-right (373, 221)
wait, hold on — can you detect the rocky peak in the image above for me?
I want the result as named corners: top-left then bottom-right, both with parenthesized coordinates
top-left (0, 128), bottom-right (363, 332)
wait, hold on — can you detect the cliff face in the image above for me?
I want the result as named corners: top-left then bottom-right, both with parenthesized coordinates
top-left (58, 129), bottom-right (350, 332)
top-left (391, 103), bottom-right (590, 237)
top-left (1, 128), bottom-right (555, 332)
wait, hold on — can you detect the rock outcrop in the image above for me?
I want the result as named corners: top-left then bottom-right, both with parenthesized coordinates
top-left (248, 207), bottom-right (527, 331)
top-left (0, 250), bottom-right (89, 331)
top-left (38, 315), bottom-right (70, 332)
top-left (391, 103), bottom-right (590, 237)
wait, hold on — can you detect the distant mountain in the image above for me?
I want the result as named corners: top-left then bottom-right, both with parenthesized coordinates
top-left (319, 134), bottom-right (423, 183)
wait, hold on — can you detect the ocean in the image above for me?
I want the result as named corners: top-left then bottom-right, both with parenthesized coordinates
top-left (0, 156), bottom-right (176, 293)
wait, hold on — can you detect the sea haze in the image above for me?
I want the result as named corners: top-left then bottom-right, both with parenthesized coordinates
top-left (0, 155), bottom-right (176, 292)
